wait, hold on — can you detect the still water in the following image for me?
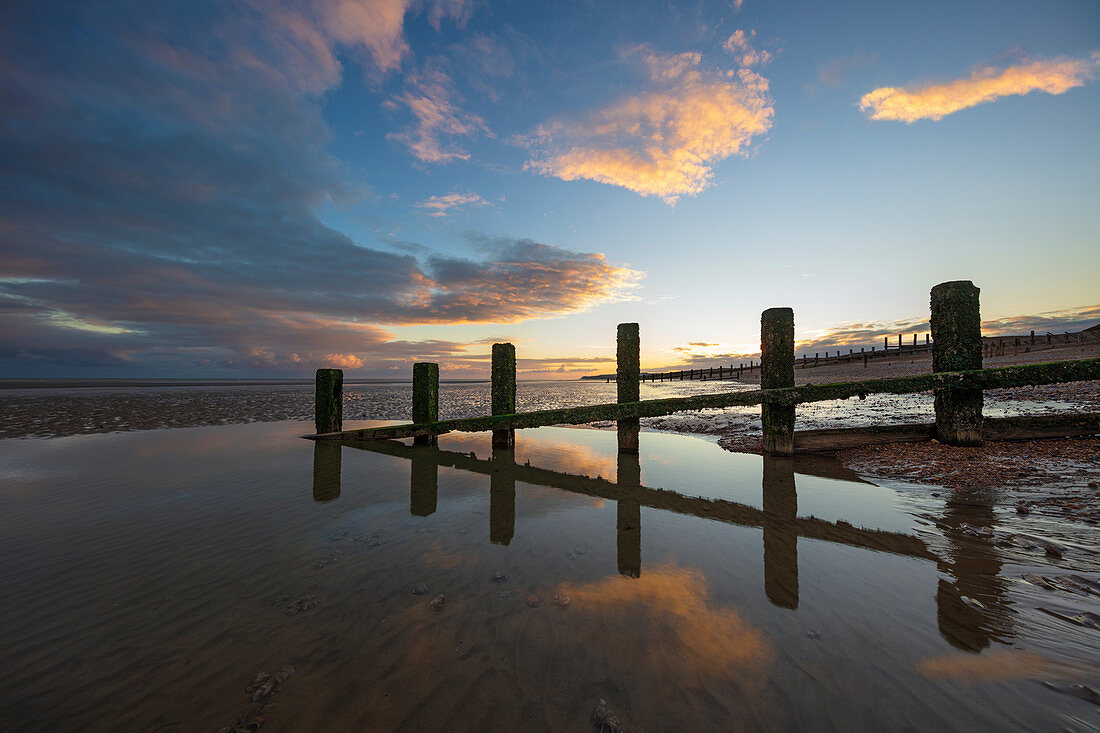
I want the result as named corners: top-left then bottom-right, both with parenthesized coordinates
top-left (1, 422), bottom-right (1097, 731)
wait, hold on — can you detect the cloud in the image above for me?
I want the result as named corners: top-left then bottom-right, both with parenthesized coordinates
top-left (315, 0), bottom-right (413, 72)
top-left (520, 45), bottom-right (773, 203)
top-left (0, 3), bottom-right (639, 377)
top-left (387, 66), bottom-right (490, 162)
top-left (860, 53), bottom-right (1100, 122)
top-left (415, 191), bottom-right (490, 217)
top-left (917, 650), bottom-right (1057, 684)
top-left (723, 30), bottom-right (772, 68)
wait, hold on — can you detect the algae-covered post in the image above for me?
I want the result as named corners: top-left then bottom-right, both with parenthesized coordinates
top-left (491, 343), bottom-right (517, 448)
top-left (617, 322), bottom-right (640, 454)
top-left (315, 368), bottom-right (343, 434)
top-left (930, 281), bottom-right (983, 446)
top-left (761, 308), bottom-right (796, 456)
top-left (412, 362), bottom-right (439, 446)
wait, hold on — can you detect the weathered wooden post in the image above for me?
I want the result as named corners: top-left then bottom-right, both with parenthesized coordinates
top-left (930, 281), bottom-right (983, 446)
top-left (315, 368), bottom-right (343, 434)
top-left (761, 307), bottom-right (795, 456)
top-left (491, 343), bottom-right (516, 448)
top-left (412, 362), bottom-right (439, 446)
top-left (617, 323), bottom-right (640, 454)
top-left (884, 336), bottom-right (889, 350)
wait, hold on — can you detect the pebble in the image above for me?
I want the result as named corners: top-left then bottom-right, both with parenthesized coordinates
top-left (430, 594), bottom-right (445, 611)
top-left (492, 571), bottom-right (507, 583)
top-left (553, 594), bottom-right (571, 607)
top-left (411, 585), bottom-right (430, 595)
top-left (526, 595), bottom-right (540, 608)
top-left (806, 629), bottom-right (822, 640)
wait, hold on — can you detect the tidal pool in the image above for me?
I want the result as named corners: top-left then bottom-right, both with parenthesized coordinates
top-left (0, 422), bottom-right (1096, 731)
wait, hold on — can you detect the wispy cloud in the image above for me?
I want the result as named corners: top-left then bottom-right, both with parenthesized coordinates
top-left (816, 50), bottom-right (878, 89)
top-left (519, 45), bottom-right (773, 204)
top-left (387, 66), bottom-right (490, 162)
top-left (0, 3), bottom-right (639, 377)
top-left (860, 53), bottom-right (1100, 122)
top-left (723, 30), bottom-right (772, 68)
top-left (415, 191), bottom-right (490, 217)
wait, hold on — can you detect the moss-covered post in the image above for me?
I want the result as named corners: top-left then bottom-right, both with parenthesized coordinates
top-left (617, 323), bottom-right (640, 454)
top-left (930, 281), bottom-right (983, 446)
top-left (761, 308), bottom-right (795, 456)
top-left (315, 368), bottom-right (342, 434)
top-left (491, 343), bottom-right (516, 448)
top-left (412, 362), bottom-right (439, 446)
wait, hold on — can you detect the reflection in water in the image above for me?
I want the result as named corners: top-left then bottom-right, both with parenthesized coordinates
top-left (334, 437), bottom-right (937, 612)
top-left (410, 449), bottom-right (438, 517)
top-left (312, 441), bottom-right (341, 502)
top-left (935, 492), bottom-right (1013, 651)
top-left (490, 448), bottom-right (516, 545)
top-left (762, 457), bottom-right (798, 609)
top-left (616, 453), bottom-right (641, 578)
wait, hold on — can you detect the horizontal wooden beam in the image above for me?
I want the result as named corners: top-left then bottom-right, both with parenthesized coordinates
top-left (793, 412), bottom-right (1100, 453)
top-left (307, 358), bottom-right (1100, 442)
top-left (341, 439), bottom-right (932, 559)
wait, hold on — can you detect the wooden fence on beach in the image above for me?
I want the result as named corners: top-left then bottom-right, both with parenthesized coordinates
top-left (308, 280), bottom-right (1100, 456)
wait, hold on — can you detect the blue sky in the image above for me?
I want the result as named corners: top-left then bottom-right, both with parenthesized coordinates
top-left (1, 0), bottom-right (1097, 378)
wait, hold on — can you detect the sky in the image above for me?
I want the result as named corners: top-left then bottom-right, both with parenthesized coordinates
top-left (1, 0), bottom-right (1098, 379)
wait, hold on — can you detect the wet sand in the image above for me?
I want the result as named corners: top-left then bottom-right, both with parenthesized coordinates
top-left (1, 422), bottom-right (1097, 731)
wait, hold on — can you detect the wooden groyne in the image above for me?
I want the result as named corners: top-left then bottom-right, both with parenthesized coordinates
top-left (307, 280), bottom-right (1100, 455)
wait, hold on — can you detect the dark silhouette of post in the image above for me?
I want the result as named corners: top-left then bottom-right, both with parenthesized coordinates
top-left (491, 343), bottom-right (516, 448)
top-left (409, 448), bottom-right (438, 517)
top-left (761, 308), bottom-right (795, 456)
top-left (762, 456), bottom-right (798, 608)
top-left (312, 440), bottom-right (342, 502)
top-left (315, 368), bottom-right (342, 434)
top-left (930, 281), bottom-right (983, 445)
top-left (617, 323), bottom-right (640, 454)
top-left (412, 362), bottom-right (439, 446)
top-left (489, 448), bottom-right (516, 545)
top-left (616, 452), bottom-right (642, 578)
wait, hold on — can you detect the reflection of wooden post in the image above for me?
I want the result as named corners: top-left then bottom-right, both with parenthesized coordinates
top-left (762, 456), bottom-right (798, 609)
top-left (491, 343), bottom-right (516, 448)
top-left (409, 449), bottom-right (438, 517)
top-left (489, 448), bottom-right (516, 545)
top-left (315, 368), bottom-right (342, 434)
top-left (412, 362), bottom-right (439, 446)
top-left (931, 281), bottom-right (983, 446)
top-left (312, 441), bottom-right (342, 502)
top-left (617, 323), bottom-right (640, 454)
top-left (616, 453), bottom-right (641, 578)
top-left (761, 308), bottom-right (795, 456)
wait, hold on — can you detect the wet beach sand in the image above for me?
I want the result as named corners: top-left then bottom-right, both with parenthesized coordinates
top-left (1, 422), bottom-right (1097, 731)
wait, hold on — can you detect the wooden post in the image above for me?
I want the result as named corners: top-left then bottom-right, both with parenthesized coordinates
top-left (315, 368), bottom-right (343, 434)
top-left (761, 307), bottom-right (795, 456)
top-left (898, 334), bottom-right (902, 349)
top-left (1030, 330), bottom-right (1035, 345)
top-left (913, 333), bottom-right (917, 347)
top-left (491, 343), bottom-right (516, 448)
top-left (617, 323), bottom-right (640, 454)
top-left (884, 336), bottom-right (888, 350)
top-left (930, 281), bottom-right (983, 446)
top-left (926, 334), bottom-right (930, 345)
top-left (412, 362), bottom-right (439, 446)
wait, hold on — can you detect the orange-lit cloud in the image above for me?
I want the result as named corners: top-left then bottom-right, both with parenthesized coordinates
top-left (917, 649), bottom-right (1061, 683)
top-left (521, 46), bottom-right (773, 203)
top-left (558, 563), bottom-right (773, 678)
top-left (723, 29), bottom-right (771, 68)
top-left (860, 53), bottom-right (1100, 122)
top-left (415, 191), bottom-right (490, 217)
top-left (388, 66), bottom-right (490, 162)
